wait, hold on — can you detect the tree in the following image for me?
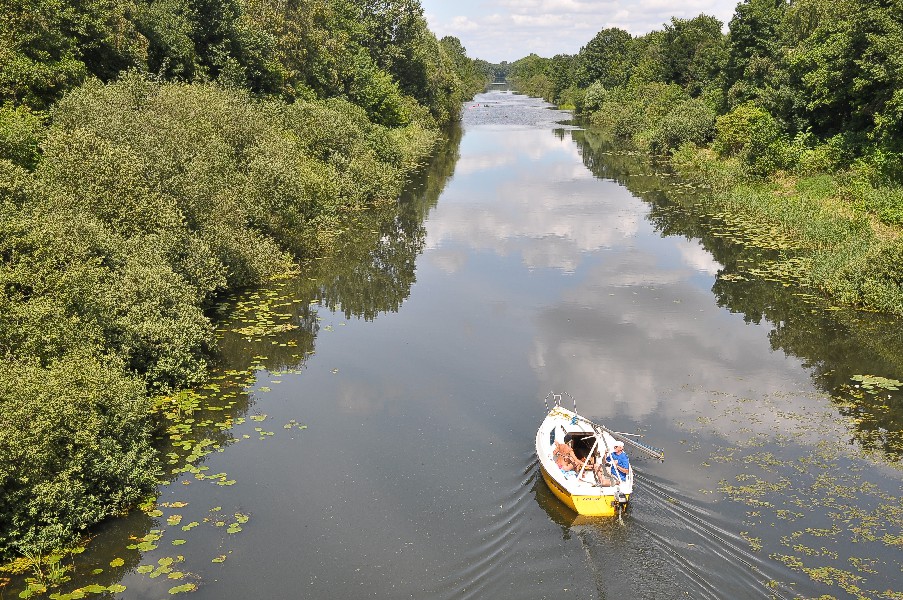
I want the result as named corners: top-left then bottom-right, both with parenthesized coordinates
top-left (660, 15), bottom-right (725, 95)
top-left (722, 0), bottom-right (787, 107)
top-left (545, 54), bottom-right (575, 102)
top-left (576, 27), bottom-right (632, 88)
top-left (787, 0), bottom-right (903, 157)
top-left (0, 0), bottom-right (148, 108)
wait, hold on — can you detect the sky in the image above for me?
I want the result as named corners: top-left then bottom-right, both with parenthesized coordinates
top-left (420, 0), bottom-right (741, 64)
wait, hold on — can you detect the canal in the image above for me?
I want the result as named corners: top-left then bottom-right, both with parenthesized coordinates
top-left (16, 89), bottom-right (902, 600)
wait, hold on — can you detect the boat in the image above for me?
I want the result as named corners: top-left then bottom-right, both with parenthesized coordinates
top-left (536, 392), bottom-right (664, 517)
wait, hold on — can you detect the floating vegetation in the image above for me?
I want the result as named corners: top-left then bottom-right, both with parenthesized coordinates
top-left (851, 375), bottom-right (902, 393)
top-left (707, 210), bottom-right (805, 253)
top-left (680, 387), bottom-right (903, 599)
top-left (5, 279), bottom-right (320, 599)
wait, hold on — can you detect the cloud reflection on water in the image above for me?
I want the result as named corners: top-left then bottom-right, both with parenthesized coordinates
top-left (425, 120), bottom-right (819, 439)
top-left (426, 129), bottom-right (642, 273)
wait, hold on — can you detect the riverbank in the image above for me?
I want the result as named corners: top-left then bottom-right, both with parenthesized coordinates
top-left (0, 124), bottom-right (460, 596)
top-left (668, 145), bottom-right (903, 316)
top-left (575, 89), bottom-right (903, 317)
top-left (0, 74), bottom-right (443, 565)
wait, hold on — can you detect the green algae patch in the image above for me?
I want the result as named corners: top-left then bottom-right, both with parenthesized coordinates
top-left (679, 385), bottom-right (902, 599)
top-left (851, 375), bottom-right (902, 393)
top-left (168, 583), bottom-right (197, 594)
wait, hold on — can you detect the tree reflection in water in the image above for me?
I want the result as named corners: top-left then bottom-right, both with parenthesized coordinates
top-left (572, 127), bottom-right (903, 461)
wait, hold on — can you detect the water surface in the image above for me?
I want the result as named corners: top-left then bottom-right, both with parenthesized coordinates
top-left (17, 90), bottom-right (902, 600)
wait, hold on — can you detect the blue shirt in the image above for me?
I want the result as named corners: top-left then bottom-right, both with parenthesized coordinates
top-left (609, 450), bottom-right (630, 481)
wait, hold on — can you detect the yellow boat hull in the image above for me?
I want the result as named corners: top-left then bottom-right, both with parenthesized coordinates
top-left (540, 464), bottom-right (628, 517)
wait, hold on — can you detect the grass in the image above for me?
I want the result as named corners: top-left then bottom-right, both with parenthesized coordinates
top-left (671, 145), bottom-right (903, 316)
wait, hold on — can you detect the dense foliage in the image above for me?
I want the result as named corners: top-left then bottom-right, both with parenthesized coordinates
top-left (510, 1), bottom-right (903, 178)
top-left (508, 0), bottom-right (903, 314)
top-left (0, 0), bottom-right (487, 122)
top-left (0, 0), bottom-right (486, 559)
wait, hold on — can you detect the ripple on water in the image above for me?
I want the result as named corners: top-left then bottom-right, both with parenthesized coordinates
top-left (462, 89), bottom-right (580, 130)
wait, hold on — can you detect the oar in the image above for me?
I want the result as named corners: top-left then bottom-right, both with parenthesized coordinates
top-left (575, 414), bottom-right (665, 461)
top-left (543, 391), bottom-right (665, 460)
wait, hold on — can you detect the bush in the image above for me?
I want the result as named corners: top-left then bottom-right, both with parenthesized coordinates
top-left (582, 81), bottom-right (607, 113)
top-left (0, 353), bottom-right (157, 556)
top-left (589, 82), bottom-right (688, 146)
top-left (671, 142), bottom-right (744, 191)
top-left (650, 97), bottom-right (716, 153)
top-left (853, 184), bottom-right (903, 227)
top-left (349, 50), bottom-right (411, 127)
top-left (815, 236), bottom-right (903, 315)
top-left (783, 132), bottom-right (844, 176)
top-left (557, 85), bottom-right (584, 111)
top-left (0, 73), bottom-right (442, 558)
top-left (0, 104), bottom-right (45, 169)
top-left (713, 102), bottom-right (786, 175)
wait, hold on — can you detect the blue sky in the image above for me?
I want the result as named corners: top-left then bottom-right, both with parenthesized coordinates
top-left (420, 0), bottom-right (741, 63)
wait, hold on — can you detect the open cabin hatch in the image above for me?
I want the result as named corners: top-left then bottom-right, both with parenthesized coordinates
top-left (564, 433), bottom-right (598, 464)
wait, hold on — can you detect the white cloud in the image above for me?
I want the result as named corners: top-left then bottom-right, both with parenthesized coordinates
top-left (450, 15), bottom-right (481, 31)
top-left (422, 0), bottom-right (737, 62)
top-left (528, 251), bottom-right (811, 425)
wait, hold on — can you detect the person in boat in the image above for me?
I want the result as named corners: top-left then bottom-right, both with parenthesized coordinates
top-left (552, 441), bottom-right (581, 472)
top-left (606, 441), bottom-right (630, 481)
top-left (590, 456), bottom-right (613, 487)
top-left (555, 441), bottom-right (609, 484)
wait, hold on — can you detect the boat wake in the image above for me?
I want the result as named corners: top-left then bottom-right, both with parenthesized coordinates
top-left (600, 470), bottom-right (801, 600)
top-left (421, 446), bottom-right (800, 600)
top-left (423, 450), bottom-right (543, 600)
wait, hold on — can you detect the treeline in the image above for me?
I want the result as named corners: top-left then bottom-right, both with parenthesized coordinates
top-left (508, 0), bottom-right (903, 315)
top-left (0, 0), bottom-right (487, 123)
top-left (0, 0), bottom-right (485, 559)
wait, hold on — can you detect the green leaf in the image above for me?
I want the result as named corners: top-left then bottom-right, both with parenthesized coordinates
top-left (168, 583), bottom-right (197, 594)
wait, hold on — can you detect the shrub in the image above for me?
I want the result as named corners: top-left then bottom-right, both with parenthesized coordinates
top-left (0, 72), bottom-right (442, 559)
top-left (814, 237), bottom-right (903, 315)
top-left (557, 85), bottom-right (584, 111)
top-left (589, 82), bottom-right (688, 146)
top-left (582, 81), bottom-right (607, 113)
top-left (0, 353), bottom-right (157, 557)
top-left (349, 50), bottom-right (411, 127)
top-left (713, 102), bottom-right (786, 175)
top-left (671, 142), bottom-right (744, 191)
top-left (0, 104), bottom-right (45, 169)
top-left (853, 185), bottom-right (903, 227)
top-left (650, 97), bottom-right (716, 153)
